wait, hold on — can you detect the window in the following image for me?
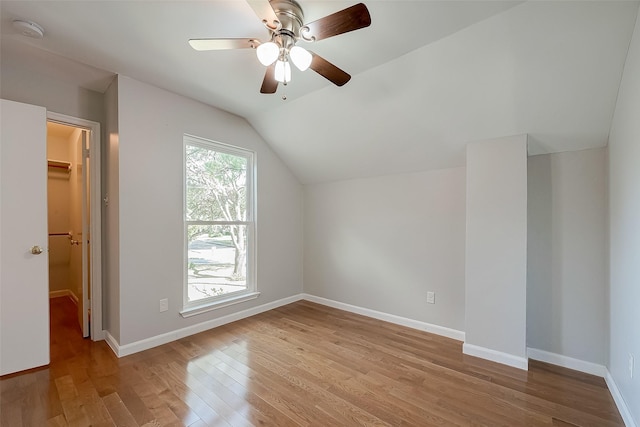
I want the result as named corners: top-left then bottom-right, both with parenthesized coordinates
top-left (182, 135), bottom-right (257, 316)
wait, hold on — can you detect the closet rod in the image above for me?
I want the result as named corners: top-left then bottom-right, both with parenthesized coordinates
top-left (49, 232), bottom-right (72, 237)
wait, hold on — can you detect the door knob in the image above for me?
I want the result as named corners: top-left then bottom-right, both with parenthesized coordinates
top-left (31, 245), bottom-right (43, 255)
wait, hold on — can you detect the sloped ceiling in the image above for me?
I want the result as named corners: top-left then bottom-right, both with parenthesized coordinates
top-left (1, 1), bottom-right (638, 183)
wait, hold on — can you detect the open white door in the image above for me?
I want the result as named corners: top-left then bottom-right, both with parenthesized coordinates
top-left (0, 99), bottom-right (50, 375)
top-left (70, 128), bottom-right (90, 337)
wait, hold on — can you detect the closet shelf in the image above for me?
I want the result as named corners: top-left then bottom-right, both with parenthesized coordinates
top-left (47, 159), bottom-right (72, 173)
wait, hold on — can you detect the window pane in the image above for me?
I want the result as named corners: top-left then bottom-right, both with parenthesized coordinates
top-left (185, 145), bottom-right (247, 222)
top-left (187, 224), bottom-right (247, 302)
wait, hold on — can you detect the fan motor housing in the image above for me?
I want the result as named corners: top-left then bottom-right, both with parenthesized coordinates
top-left (270, 0), bottom-right (304, 37)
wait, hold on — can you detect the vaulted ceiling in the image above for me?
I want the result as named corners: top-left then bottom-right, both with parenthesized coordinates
top-left (1, 1), bottom-right (638, 183)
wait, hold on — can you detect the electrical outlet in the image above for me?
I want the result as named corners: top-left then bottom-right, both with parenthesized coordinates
top-left (630, 353), bottom-right (635, 379)
top-left (159, 298), bottom-right (169, 312)
top-left (426, 291), bottom-right (435, 304)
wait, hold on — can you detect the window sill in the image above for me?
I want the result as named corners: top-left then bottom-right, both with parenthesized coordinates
top-left (180, 291), bottom-right (260, 318)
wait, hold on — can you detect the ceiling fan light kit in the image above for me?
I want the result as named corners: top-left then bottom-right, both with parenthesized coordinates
top-left (189, 0), bottom-right (371, 94)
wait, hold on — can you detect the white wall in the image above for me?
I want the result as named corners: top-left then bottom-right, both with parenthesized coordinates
top-left (527, 148), bottom-right (608, 365)
top-left (304, 167), bottom-right (466, 332)
top-left (114, 76), bottom-right (303, 345)
top-left (0, 51), bottom-right (104, 124)
top-left (464, 135), bottom-right (528, 367)
top-left (608, 10), bottom-right (640, 425)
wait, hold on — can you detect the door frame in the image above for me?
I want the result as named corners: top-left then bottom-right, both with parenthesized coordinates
top-left (47, 111), bottom-right (104, 341)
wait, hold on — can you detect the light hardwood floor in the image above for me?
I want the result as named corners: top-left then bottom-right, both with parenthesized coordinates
top-left (0, 297), bottom-right (624, 426)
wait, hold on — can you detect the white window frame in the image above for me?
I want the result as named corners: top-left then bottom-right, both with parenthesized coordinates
top-left (180, 134), bottom-right (258, 318)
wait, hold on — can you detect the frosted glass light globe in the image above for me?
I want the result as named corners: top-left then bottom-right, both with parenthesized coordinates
top-left (290, 46), bottom-right (312, 71)
top-left (256, 42), bottom-right (279, 66)
top-left (274, 60), bottom-right (291, 83)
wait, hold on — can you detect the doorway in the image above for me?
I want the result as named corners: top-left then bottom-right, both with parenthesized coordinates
top-left (46, 113), bottom-right (103, 341)
top-left (46, 122), bottom-right (89, 337)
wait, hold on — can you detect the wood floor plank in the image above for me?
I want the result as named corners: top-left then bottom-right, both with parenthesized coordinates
top-left (0, 297), bottom-right (625, 427)
top-left (167, 360), bottom-right (281, 427)
top-left (188, 354), bottom-right (310, 427)
top-left (46, 414), bottom-right (69, 427)
top-left (55, 374), bottom-right (96, 427)
top-left (136, 390), bottom-right (181, 427)
top-left (131, 357), bottom-right (202, 427)
top-left (1, 397), bottom-right (23, 426)
top-left (152, 362), bottom-right (232, 427)
top-left (102, 392), bottom-right (140, 427)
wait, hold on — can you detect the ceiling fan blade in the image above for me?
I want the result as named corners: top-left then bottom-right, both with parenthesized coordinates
top-left (260, 63), bottom-right (278, 94)
top-left (246, 0), bottom-right (280, 30)
top-left (309, 52), bottom-right (351, 87)
top-left (189, 38), bottom-right (259, 51)
top-left (301, 3), bottom-right (371, 42)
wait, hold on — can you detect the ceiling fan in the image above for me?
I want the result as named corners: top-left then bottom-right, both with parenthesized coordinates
top-left (189, 0), bottom-right (371, 94)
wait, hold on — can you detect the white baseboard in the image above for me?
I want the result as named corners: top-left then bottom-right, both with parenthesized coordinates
top-left (525, 348), bottom-right (637, 426)
top-left (105, 294), bottom-right (304, 357)
top-left (302, 293), bottom-right (465, 341)
top-left (106, 293), bottom-right (465, 358)
top-left (49, 289), bottom-right (78, 305)
top-left (104, 331), bottom-right (120, 357)
top-left (605, 370), bottom-right (638, 427)
top-left (49, 290), bottom-right (69, 299)
top-left (527, 348), bottom-right (607, 377)
top-left (463, 343), bottom-right (529, 370)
